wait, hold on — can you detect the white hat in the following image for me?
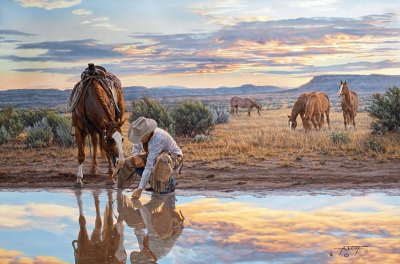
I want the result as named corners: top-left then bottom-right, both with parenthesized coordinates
top-left (128, 117), bottom-right (157, 144)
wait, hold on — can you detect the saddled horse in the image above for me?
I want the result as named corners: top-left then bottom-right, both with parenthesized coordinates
top-left (338, 81), bottom-right (358, 129)
top-left (71, 64), bottom-right (126, 187)
top-left (303, 92), bottom-right (331, 132)
top-left (230, 96), bottom-right (262, 116)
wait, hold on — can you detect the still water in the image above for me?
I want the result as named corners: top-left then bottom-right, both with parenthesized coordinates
top-left (0, 189), bottom-right (399, 264)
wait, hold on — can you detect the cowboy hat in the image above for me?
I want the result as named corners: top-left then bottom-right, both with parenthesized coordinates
top-left (128, 117), bottom-right (157, 144)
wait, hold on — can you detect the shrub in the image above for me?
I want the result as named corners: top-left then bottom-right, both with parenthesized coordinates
top-left (209, 105), bottom-right (230, 124)
top-left (130, 97), bottom-right (174, 131)
top-left (331, 132), bottom-right (351, 146)
top-left (0, 125), bottom-right (12, 144)
top-left (172, 100), bottom-right (214, 137)
top-left (192, 134), bottom-right (211, 143)
top-left (368, 87), bottom-right (400, 134)
top-left (20, 109), bottom-right (63, 135)
top-left (25, 117), bottom-right (53, 148)
top-left (364, 140), bottom-right (386, 153)
top-left (54, 117), bottom-right (75, 147)
top-left (0, 106), bottom-right (24, 141)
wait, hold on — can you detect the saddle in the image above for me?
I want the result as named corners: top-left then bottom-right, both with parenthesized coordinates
top-left (67, 63), bottom-right (122, 118)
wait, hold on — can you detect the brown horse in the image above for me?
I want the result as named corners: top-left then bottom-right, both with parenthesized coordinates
top-left (303, 92), bottom-right (331, 132)
top-left (287, 93), bottom-right (313, 130)
top-left (71, 65), bottom-right (126, 187)
top-left (72, 190), bottom-right (126, 264)
top-left (338, 81), bottom-right (358, 129)
top-left (230, 96), bottom-right (262, 116)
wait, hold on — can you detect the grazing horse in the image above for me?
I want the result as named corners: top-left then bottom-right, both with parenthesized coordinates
top-left (230, 96), bottom-right (262, 116)
top-left (303, 92), bottom-right (331, 132)
top-left (287, 93), bottom-right (313, 130)
top-left (72, 190), bottom-right (126, 264)
top-left (71, 64), bottom-right (126, 187)
top-left (338, 81), bottom-right (358, 129)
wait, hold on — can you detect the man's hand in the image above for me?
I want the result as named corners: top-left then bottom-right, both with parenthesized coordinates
top-left (131, 188), bottom-right (143, 199)
top-left (133, 155), bottom-right (145, 168)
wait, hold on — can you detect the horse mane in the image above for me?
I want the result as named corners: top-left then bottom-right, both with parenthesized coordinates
top-left (342, 84), bottom-right (352, 106)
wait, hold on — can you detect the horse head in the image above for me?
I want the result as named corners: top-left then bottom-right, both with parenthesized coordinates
top-left (338, 80), bottom-right (348, 97)
top-left (103, 121), bottom-right (125, 168)
top-left (287, 115), bottom-right (297, 130)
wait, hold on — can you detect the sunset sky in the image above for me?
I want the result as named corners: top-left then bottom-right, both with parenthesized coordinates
top-left (0, 0), bottom-right (399, 90)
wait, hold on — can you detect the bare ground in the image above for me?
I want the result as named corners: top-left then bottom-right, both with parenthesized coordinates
top-left (1, 154), bottom-right (399, 192)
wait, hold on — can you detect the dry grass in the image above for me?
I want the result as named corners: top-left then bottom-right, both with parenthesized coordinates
top-left (1, 109), bottom-right (399, 171)
top-left (181, 109), bottom-right (400, 164)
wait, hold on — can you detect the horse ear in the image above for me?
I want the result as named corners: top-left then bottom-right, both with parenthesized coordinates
top-left (340, 80), bottom-right (343, 84)
top-left (287, 115), bottom-right (291, 119)
top-left (344, 81), bottom-right (347, 84)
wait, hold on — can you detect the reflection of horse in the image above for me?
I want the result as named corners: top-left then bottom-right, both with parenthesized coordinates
top-left (71, 64), bottom-right (126, 187)
top-left (303, 92), bottom-right (331, 132)
top-left (117, 193), bottom-right (185, 263)
top-left (72, 190), bottom-right (126, 264)
top-left (338, 81), bottom-right (358, 129)
top-left (230, 96), bottom-right (262, 116)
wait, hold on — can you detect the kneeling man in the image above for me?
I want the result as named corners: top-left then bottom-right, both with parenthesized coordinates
top-left (125, 117), bottom-right (183, 199)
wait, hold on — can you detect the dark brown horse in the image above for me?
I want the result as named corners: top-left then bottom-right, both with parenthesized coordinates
top-left (71, 65), bottom-right (126, 187)
top-left (230, 96), bottom-right (262, 116)
top-left (338, 81), bottom-right (358, 129)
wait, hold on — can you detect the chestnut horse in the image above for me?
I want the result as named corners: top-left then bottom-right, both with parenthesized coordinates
top-left (287, 93), bottom-right (314, 130)
top-left (303, 92), bottom-right (331, 132)
top-left (71, 65), bottom-right (126, 187)
top-left (338, 81), bottom-right (358, 129)
top-left (230, 96), bottom-right (262, 116)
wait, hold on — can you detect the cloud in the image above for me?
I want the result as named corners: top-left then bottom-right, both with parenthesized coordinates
top-left (2, 39), bottom-right (123, 62)
top-left (72, 8), bottom-right (92, 16)
top-left (14, 0), bottom-right (81, 10)
top-left (0, 29), bottom-right (35, 36)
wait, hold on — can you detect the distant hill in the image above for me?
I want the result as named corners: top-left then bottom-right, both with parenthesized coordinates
top-left (287, 74), bottom-right (400, 96)
top-left (0, 74), bottom-right (399, 108)
top-left (0, 84), bottom-right (282, 108)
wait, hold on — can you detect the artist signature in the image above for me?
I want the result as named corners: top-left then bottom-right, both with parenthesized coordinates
top-left (329, 245), bottom-right (369, 258)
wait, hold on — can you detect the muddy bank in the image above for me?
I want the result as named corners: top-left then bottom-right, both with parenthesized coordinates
top-left (0, 157), bottom-right (399, 192)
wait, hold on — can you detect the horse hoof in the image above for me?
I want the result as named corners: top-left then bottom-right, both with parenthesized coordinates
top-left (74, 181), bottom-right (83, 188)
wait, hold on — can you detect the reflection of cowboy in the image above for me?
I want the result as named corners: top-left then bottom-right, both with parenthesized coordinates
top-left (73, 190), bottom-right (126, 264)
top-left (117, 192), bottom-right (185, 263)
top-left (119, 117), bottom-right (183, 199)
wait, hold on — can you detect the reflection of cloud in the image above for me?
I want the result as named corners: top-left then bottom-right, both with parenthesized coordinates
top-left (176, 197), bottom-right (400, 263)
top-left (0, 248), bottom-right (68, 264)
top-left (0, 203), bottom-right (76, 233)
top-left (15, 0), bottom-right (81, 10)
top-left (72, 8), bottom-right (92, 16)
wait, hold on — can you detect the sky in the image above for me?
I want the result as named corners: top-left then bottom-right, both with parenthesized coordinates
top-left (0, 0), bottom-right (399, 91)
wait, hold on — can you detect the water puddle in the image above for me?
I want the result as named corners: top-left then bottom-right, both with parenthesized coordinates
top-left (0, 190), bottom-right (399, 263)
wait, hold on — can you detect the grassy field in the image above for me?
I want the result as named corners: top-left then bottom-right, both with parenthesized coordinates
top-left (181, 108), bottom-right (400, 166)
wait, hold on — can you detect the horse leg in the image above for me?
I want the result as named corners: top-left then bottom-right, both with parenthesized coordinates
top-left (320, 113), bottom-right (324, 130)
top-left (343, 112), bottom-right (347, 130)
top-left (235, 106), bottom-right (238, 115)
top-left (75, 127), bottom-right (86, 187)
top-left (91, 191), bottom-right (102, 241)
top-left (326, 111), bottom-right (331, 130)
top-left (89, 133), bottom-right (98, 175)
top-left (106, 154), bottom-right (115, 185)
top-left (258, 107), bottom-right (261, 116)
top-left (311, 115), bottom-right (318, 130)
top-left (248, 107), bottom-right (251, 117)
top-left (352, 111), bottom-right (356, 129)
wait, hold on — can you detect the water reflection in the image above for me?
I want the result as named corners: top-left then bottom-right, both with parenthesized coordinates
top-left (72, 190), bottom-right (184, 263)
top-left (73, 190), bottom-right (126, 263)
top-left (0, 191), bottom-right (399, 263)
top-left (117, 193), bottom-right (184, 263)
